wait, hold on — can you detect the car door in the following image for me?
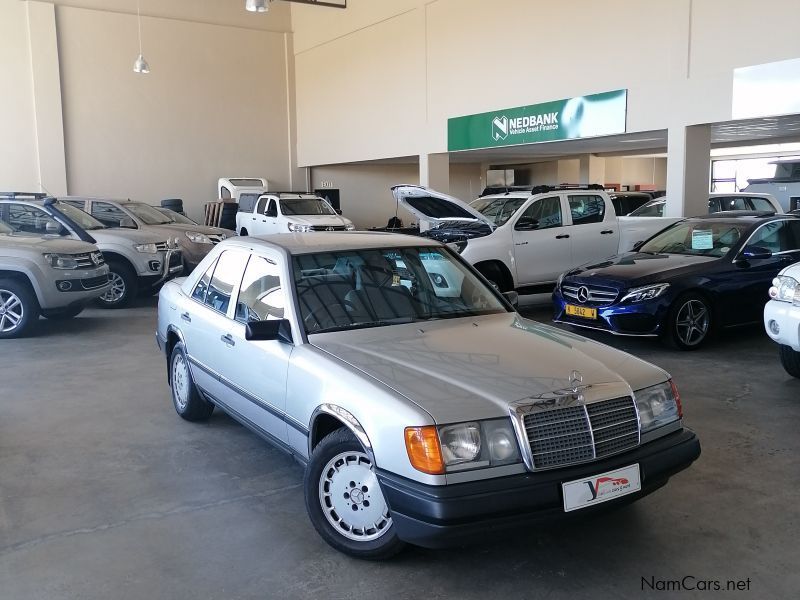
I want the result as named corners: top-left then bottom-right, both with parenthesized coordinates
top-left (181, 249), bottom-right (250, 406)
top-left (566, 193), bottom-right (619, 267)
top-left (264, 200), bottom-right (279, 234)
top-left (510, 196), bottom-right (572, 285)
top-left (251, 196), bottom-right (269, 234)
top-left (1, 203), bottom-right (66, 236)
top-left (222, 249), bottom-right (293, 444)
top-left (728, 219), bottom-right (800, 323)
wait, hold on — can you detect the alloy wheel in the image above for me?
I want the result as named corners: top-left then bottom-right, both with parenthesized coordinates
top-left (100, 272), bottom-right (126, 304)
top-left (318, 450), bottom-right (392, 542)
top-left (675, 299), bottom-right (709, 347)
top-left (172, 352), bottom-right (190, 411)
top-left (0, 290), bottom-right (24, 334)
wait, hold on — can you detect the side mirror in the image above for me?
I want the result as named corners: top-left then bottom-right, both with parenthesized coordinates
top-left (245, 319), bottom-right (293, 344)
top-left (45, 221), bottom-right (62, 234)
top-left (335, 208), bottom-right (343, 215)
top-left (502, 290), bottom-right (519, 309)
top-left (741, 245), bottom-right (773, 260)
top-left (632, 240), bottom-right (645, 251)
top-left (515, 219), bottom-right (539, 231)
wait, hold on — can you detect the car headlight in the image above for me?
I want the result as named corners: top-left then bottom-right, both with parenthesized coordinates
top-left (405, 418), bottom-right (521, 474)
top-left (288, 223), bottom-right (311, 232)
top-left (135, 243), bottom-right (159, 254)
top-left (185, 231), bottom-right (212, 244)
top-left (620, 283), bottom-right (670, 303)
top-left (769, 276), bottom-right (800, 306)
top-left (634, 380), bottom-right (682, 433)
top-left (43, 253), bottom-right (80, 269)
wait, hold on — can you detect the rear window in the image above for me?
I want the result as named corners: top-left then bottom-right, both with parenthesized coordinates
top-left (238, 193), bottom-right (261, 213)
top-left (229, 179), bottom-right (264, 187)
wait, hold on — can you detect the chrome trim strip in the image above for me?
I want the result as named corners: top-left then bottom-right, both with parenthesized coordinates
top-left (553, 319), bottom-right (659, 337)
top-left (583, 405), bottom-right (597, 460)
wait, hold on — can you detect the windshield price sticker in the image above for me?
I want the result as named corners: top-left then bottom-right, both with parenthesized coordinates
top-left (691, 229), bottom-right (714, 250)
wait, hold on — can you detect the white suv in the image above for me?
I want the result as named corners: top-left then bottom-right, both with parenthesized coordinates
top-left (236, 193), bottom-right (354, 236)
top-left (764, 262), bottom-right (800, 378)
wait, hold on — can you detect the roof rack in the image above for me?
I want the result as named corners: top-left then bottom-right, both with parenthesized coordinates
top-left (0, 191), bottom-right (48, 199)
top-left (479, 183), bottom-right (606, 197)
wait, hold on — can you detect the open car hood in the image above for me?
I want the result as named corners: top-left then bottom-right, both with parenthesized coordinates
top-left (391, 185), bottom-right (493, 229)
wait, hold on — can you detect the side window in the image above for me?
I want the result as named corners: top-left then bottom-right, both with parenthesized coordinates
top-left (568, 195), bottom-right (606, 225)
top-left (256, 197), bottom-right (269, 214)
top-left (61, 200), bottom-right (86, 210)
top-left (205, 251), bottom-right (249, 315)
top-left (192, 258), bottom-right (217, 303)
top-left (220, 187), bottom-right (232, 200)
top-left (91, 202), bottom-right (132, 228)
top-left (714, 197), bottom-right (748, 212)
top-left (5, 205), bottom-right (63, 235)
top-left (515, 197), bottom-right (563, 230)
top-left (749, 197), bottom-right (775, 212)
top-left (266, 200), bottom-right (277, 218)
top-left (235, 255), bottom-right (286, 323)
top-left (747, 221), bottom-right (793, 254)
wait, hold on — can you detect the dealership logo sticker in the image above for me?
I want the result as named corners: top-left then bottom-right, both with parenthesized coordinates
top-left (585, 476), bottom-right (631, 500)
top-left (491, 115), bottom-right (508, 141)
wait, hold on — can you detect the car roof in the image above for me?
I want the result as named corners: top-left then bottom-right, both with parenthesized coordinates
top-left (59, 196), bottom-right (130, 203)
top-left (690, 211), bottom-right (798, 221)
top-left (221, 232), bottom-right (442, 255)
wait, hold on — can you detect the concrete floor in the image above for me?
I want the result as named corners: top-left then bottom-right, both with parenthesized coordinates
top-left (1, 297), bottom-right (799, 600)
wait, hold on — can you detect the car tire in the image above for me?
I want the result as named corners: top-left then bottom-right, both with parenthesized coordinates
top-left (169, 342), bottom-right (214, 421)
top-left (476, 263), bottom-right (511, 292)
top-left (0, 278), bottom-right (39, 339)
top-left (96, 259), bottom-right (138, 309)
top-left (779, 345), bottom-right (800, 379)
top-left (304, 428), bottom-right (405, 560)
top-left (239, 228), bottom-right (248, 237)
top-left (665, 292), bottom-right (712, 350)
top-left (43, 306), bottom-right (84, 320)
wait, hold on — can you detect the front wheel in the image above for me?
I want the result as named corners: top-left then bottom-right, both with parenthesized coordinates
top-left (304, 428), bottom-right (405, 560)
top-left (239, 228), bottom-right (248, 237)
top-left (665, 293), bottom-right (712, 350)
top-left (0, 279), bottom-right (39, 339)
top-left (779, 345), bottom-right (800, 379)
top-left (96, 260), bottom-right (138, 309)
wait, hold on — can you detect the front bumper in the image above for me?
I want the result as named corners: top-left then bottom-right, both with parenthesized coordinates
top-left (377, 428), bottom-right (700, 548)
top-left (764, 299), bottom-right (800, 352)
top-left (39, 266), bottom-right (111, 310)
top-left (552, 287), bottom-right (672, 337)
top-left (138, 249), bottom-right (183, 288)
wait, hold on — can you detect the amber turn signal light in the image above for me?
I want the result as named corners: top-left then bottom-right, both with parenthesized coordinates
top-left (404, 426), bottom-right (445, 475)
top-left (670, 379), bottom-right (683, 418)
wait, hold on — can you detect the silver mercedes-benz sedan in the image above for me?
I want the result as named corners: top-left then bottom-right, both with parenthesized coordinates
top-left (156, 232), bottom-right (700, 559)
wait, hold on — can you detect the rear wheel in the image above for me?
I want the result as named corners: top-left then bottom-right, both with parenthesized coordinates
top-left (96, 259), bottom-right (138, 309)
top-left (304, 428), bottom-right (405, 560)
top-left (239, 228), bottom-right (249, 237)
top-left (665, 293), bottom-right (711, 350)
top-left (779, 345), bottom-right (800, 379)
top-left (170, 342), bottom-right (214, 421)
top-left (476, 262), bottom-right (511, 292)
top-left (0, 279), bottom-right (38, 339)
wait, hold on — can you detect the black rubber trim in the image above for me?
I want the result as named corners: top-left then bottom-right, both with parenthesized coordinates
top-left (377, 428), bottom-right (700, 548)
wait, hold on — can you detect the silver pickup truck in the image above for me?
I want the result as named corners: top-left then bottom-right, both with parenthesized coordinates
top-left (156, 232), bottom-right (700, 559)
top-left (0, 219), bottom-right (109, 338)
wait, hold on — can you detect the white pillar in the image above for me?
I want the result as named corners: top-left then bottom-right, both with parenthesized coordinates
top-left (578, 154), bottom-right (605, 185)
top-left (419, 153), bottom-right (450, 192)
top-left (665, 124), bottom-right (711, 217)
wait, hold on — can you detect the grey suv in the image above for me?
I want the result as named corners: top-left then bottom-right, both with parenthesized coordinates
top-left (0, 196), bottom-right (182, 308)
top-left (0, 219), bottom-right (109, 338)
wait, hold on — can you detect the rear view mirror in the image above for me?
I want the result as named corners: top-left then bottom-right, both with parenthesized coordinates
top-left (741, 245), bottom-right (772, 260)
top-left (502, 290), bottom-right (519, 309)
top-left (245, 319), bottom-right (293, 344)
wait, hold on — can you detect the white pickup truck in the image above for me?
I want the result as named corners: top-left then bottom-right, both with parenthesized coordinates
top-left (391, 184), bottom-right (671, 292)
top-left (235, 192), bottom-right (355, 236)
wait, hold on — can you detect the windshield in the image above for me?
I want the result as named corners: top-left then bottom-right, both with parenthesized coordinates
top-left (293, 246), bottom-right (509, 334)
top-left (0, 219), bottom-right (13, 234)
top-left (470, 197), bottom-right (526, 226)
top-left (126, 202), bottom-right (172, 225)
top-left (280, 198), bottom-right (336, 216)
top-left (53, 202), bottom-right (106, 230)
top-left (628, 199), bottom-right (665, 217)
top-left (639, 220), bottom-right (749, 257)
top-left (156, 207), bottom-right (196, 225)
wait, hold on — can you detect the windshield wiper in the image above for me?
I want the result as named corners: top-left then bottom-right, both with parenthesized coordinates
top-left (312, 321), bottom-right (393, 334)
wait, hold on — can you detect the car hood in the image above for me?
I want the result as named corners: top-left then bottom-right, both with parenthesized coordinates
top-left (89, 227), bottom-right (170, 244)
top-left (391, 184), bottom-right (493, 228)
top-left (311, 312), bottom-right (666, 423)
top-left (566, 251), bottom-right (719, 286)
top-left (0, 233), bottom-right (98, 253)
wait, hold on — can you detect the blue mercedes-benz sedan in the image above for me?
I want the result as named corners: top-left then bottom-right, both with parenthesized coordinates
top-left (553, 212), bottom-right (800, 349)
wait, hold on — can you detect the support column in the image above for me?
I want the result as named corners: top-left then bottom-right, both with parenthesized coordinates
top-left (419, 153), bottom-right (450, 192)
top-left (665, 124), bottom-right (711, 217)
top-left (578, 154), bottom-right (605, 185)
top-left (26, 1), bottom-right (68, 195)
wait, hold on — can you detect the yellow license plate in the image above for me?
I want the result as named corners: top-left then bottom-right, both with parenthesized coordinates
top-left (566, 304), bottom-right (597, 319)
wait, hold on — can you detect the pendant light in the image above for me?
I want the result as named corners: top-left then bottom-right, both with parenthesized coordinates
top-left (133, 0), bottom-right (150, 74)
top-left (246, 0), bottom-right (270, 13)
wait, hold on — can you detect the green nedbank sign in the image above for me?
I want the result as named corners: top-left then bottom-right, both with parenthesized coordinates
top-left (447, 89), bottom-right (627, 151)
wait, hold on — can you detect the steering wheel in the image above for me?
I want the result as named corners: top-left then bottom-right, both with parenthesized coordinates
top-left (303, 303), bottom-right (350, 332)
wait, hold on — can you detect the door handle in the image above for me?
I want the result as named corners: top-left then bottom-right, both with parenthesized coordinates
top-left (601, 230), bottom-right (614, 235)
top-left (181, 312), bottom-right (191, 323)
top-left (556, 234), bottom-right (570, 239)
top-left (515, 241), bottom-right (529, 246)
top-left (220, 334), bottom-right (235, 347)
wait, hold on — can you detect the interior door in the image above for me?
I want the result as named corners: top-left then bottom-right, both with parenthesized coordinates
top-left (567, 194), bottom-right (619, 267)
top-left (221, 251), bottom-right (293, 444)
top-left (510, 196), bottom-right (572, 285)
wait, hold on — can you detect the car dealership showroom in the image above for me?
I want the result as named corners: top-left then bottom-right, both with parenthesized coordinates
top-left (3, 0), bottom-right (800, 598)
